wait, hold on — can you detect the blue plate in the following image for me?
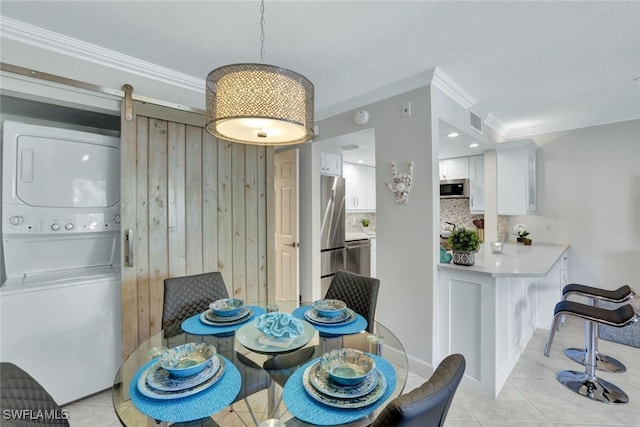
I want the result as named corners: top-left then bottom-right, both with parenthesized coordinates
top-left (137, 356), bottom-right (226, 400)
top-left (302, 363), bottom-right (386, 408)
top-left (305, 308), bottom-right (356, 325)
top-left (200, 307), bottom-right (253, 326)
top-left (146, 357), bottom-right (220, 392)
top-left (309, 362), bottom-right (378, 399)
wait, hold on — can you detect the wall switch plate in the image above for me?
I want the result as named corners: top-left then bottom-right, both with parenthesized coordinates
top-left (402, 102), bottom-right (412, 117)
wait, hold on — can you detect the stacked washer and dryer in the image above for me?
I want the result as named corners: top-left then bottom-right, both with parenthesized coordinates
top-left (0, 120), bottom-right (122, 405)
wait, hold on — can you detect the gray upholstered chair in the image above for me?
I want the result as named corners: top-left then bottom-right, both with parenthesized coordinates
top-left (162, 271), bottom-right (230, 339)
top-left (325, 270), bottom-right (380, 333)
top-left (370, 354), bottom-right (465, 427)
top-left (1, 362), bottom-right (71, 427)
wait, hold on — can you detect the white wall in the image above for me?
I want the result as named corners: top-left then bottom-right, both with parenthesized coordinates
top-left (510, 119), bottom-right (640, 290)
top-left (312, 86), bottom-right (434, 375)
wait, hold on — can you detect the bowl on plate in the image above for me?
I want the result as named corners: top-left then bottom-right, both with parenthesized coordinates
top-left (319, 348), bottom-right (375, 386)
top-left (312, 299), bottom-right (347, 318)
top-left (158, 342), bottom-right (217, 378)
top-left (210, 298), bottom-right (244, 317)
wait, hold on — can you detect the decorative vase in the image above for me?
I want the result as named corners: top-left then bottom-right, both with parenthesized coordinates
top-left (452, 251), bottom-right (475, 266)
top-left (523, 238), bottom-right (532, 246)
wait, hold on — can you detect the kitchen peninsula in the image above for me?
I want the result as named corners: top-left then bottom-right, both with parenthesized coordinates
top-left (436, 242), bottom-right (568, 397)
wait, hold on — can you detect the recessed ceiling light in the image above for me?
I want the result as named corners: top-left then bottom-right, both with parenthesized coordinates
top-left (340, 144), bottom-right (360, 151)
top-left (446, 132), bottom-right (459, 138)
top-left (357, 160), bottom-right (365, 163)
top-left (469, 143), bottom-right (479, 148)
top-left (633, 76), bottom-right (640, 82)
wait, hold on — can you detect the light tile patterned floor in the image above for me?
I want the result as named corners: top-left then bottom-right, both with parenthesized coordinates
top-left (63, 317), bottom-right (639, 426)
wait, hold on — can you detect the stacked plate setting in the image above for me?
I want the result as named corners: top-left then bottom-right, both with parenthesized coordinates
top-left (137, 343), bottom-right (226, 400)
top-left (200, 298), bottom-right (253, 326)
top-left (302, 349), bottom-right (387, 408)
top-left (304, 299), bottom-right (357, 326)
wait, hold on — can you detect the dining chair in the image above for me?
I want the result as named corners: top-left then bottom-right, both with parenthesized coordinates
top-left (161, 271), bottom-right (270, 424)
top-left (162, 271), bottom-right (230, 339)
top-left (370, 353), bottom-right (466, 427)
top-left (1, 362), bottom-right (71, 427)
top-left (325, 270), bottom-right (380, 333)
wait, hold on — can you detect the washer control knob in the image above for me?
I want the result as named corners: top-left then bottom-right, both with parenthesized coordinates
top-left (114, 215), bottom-right (121, 224)
top-left (9, 216), bottom-right (24, 226)
top-left (51, 223), bottom-right (61, 231)
top-left (65, 223), bottom-right (74, 230)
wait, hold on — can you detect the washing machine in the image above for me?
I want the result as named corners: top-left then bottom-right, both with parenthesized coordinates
top-left (1, 120), bottom-right (122, 404)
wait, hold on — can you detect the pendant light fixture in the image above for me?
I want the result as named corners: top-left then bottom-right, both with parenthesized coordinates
top-left (205, 0), bottom-right (314, 146)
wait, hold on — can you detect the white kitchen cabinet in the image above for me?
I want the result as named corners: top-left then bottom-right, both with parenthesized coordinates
top-left (439, 157), bottom-right (469, 180)
top-left (497, 140), bottom-right (538, 215)
top-left (343, 162), bottom-right (376, 211)
top-left (536, 249), bottom-right (569, 329)
top-left (320, 152), bottom-right (342, 176)
top-left (468, 155), bottom-right (485, 213)
top-left (370, 237), bottom-right (377, 277)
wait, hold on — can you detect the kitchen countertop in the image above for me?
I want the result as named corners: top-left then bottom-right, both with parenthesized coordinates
top-left (438, 242), bottom-right (568, 277)
top-left (346, 231), bottom-right (376, 241)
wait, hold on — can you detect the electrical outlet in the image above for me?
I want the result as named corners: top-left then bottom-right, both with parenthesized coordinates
top-left (402, 102), bottom-right (411, 117)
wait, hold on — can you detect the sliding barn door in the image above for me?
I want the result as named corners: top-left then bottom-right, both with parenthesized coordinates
top-left (120, 102), bottom-right (275, 357)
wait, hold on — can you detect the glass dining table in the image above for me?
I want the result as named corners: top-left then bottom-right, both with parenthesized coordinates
top-left (112, 301), bottom-right (409, 427)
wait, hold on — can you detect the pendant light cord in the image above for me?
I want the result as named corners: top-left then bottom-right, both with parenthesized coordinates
top-left (259, 0), bottom-right (266, 64)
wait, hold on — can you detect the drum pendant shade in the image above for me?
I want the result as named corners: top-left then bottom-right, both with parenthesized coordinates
top-left (206, 63), bottom-right (314, 145)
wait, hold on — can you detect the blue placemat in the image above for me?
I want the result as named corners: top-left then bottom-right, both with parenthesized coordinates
top-left (181, 305), bottom-right (266, 335)
top-left (283, 354), bottom-right (396, 426)
top-left (129, 355), bottom-right (241, 423)
top-left (292, 305), bottom-right (367, 336)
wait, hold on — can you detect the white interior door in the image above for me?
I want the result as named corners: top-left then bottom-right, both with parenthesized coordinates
top-left (274, 149), bottom-right (299, 301)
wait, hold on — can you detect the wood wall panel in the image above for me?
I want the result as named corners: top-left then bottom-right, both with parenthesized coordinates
top-left (121, 104), bottom-right (274, 356)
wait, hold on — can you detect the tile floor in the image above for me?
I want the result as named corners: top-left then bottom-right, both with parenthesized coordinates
top-left (63, 317), bottom-right (639, 426)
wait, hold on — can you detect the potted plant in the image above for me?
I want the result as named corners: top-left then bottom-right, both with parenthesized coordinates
top-left (513, 223), bottom-right (531, 244)
top-left (448, 227), bottom-right (481, 266)
top-left (361, 218), bottom-right (370, 229)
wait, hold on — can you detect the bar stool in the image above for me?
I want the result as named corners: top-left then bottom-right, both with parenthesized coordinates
top-left (561, 284), bottom-right (636, 373)
top-left (544, 300), bottom-right (638, 404)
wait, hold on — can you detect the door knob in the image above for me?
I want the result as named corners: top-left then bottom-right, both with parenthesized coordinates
top-left (285, 242), bottom-right (299, 248)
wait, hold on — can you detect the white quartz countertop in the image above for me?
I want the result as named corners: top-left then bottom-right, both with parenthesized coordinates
top-left (346, 232), bottom-right (376, 241)
top-left (438, 242), bottom-right (568, 277)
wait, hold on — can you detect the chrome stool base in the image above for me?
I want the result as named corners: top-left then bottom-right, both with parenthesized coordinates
top-left (564, 348), bottom-right (626, 373)
top-left (557, 370), bottom-right (629, 404)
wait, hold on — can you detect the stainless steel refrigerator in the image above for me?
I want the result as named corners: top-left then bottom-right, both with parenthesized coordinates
top-left (320, 175), bottom-right (345, 296)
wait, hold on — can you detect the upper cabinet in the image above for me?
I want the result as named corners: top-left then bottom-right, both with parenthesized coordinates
top-left (439, 157), bottom-right (469, 180)
top-left (320, 152), bottom-right (342, 176)
top-left (468, 155), bottom-right (485, 213)
top-left (497, 140), bottom-right (538, 215)
top-left (343, 162), bottom-right (376, 211)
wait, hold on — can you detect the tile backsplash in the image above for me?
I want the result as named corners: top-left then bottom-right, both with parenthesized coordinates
top-left (346, 212), bottom-right (376, 233)
top-left (440, 199), bottom-right (483, 231)
top-left (440, 199), bottom-right (510, 242)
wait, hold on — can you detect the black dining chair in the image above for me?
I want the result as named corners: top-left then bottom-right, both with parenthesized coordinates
top-left (1, 362), bottom-right (71, 427)
top-left (325, 270), bottom-right (380, 333)
top-left (370, 353), bottom-right (466, 427)
top-left (161, 272), bottom-right (270, 424)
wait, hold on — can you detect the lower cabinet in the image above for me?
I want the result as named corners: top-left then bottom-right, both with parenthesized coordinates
top-left (370, 238), bottom-right (376, 277)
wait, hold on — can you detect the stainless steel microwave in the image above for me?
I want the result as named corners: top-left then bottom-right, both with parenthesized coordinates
top-left (440, 179), bottom-right (469, 199)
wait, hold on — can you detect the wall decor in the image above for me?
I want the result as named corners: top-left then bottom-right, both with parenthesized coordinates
top-left (385, 161), bottom-right (414, 204)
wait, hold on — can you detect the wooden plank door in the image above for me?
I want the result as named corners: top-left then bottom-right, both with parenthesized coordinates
top-left (120, 102), bottom-right (275, 357)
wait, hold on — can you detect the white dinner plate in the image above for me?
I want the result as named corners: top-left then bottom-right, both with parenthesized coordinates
top-left (236, 318), bottom-right (315, 354)
top-left (304, 307), bottom-right (356, 325)
top-left (146, 356), bottom-right (220, 392)
top-left (308, 361), bottom-right (379, 399)
top-left (200, 308), bottom-right (254, 326)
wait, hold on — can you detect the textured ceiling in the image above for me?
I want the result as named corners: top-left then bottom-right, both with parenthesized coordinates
top-left (1, 1), bottom-right (639, 139)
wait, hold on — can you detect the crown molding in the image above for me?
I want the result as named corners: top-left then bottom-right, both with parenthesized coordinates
top-left (430, 66), bottom-right (476, 110)
top-left (503, 111), bottom-right (640, 139)
top-left (0, 16), bottom-right (205, 94)
top-left (316, 69), bottom-right (433, 120)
